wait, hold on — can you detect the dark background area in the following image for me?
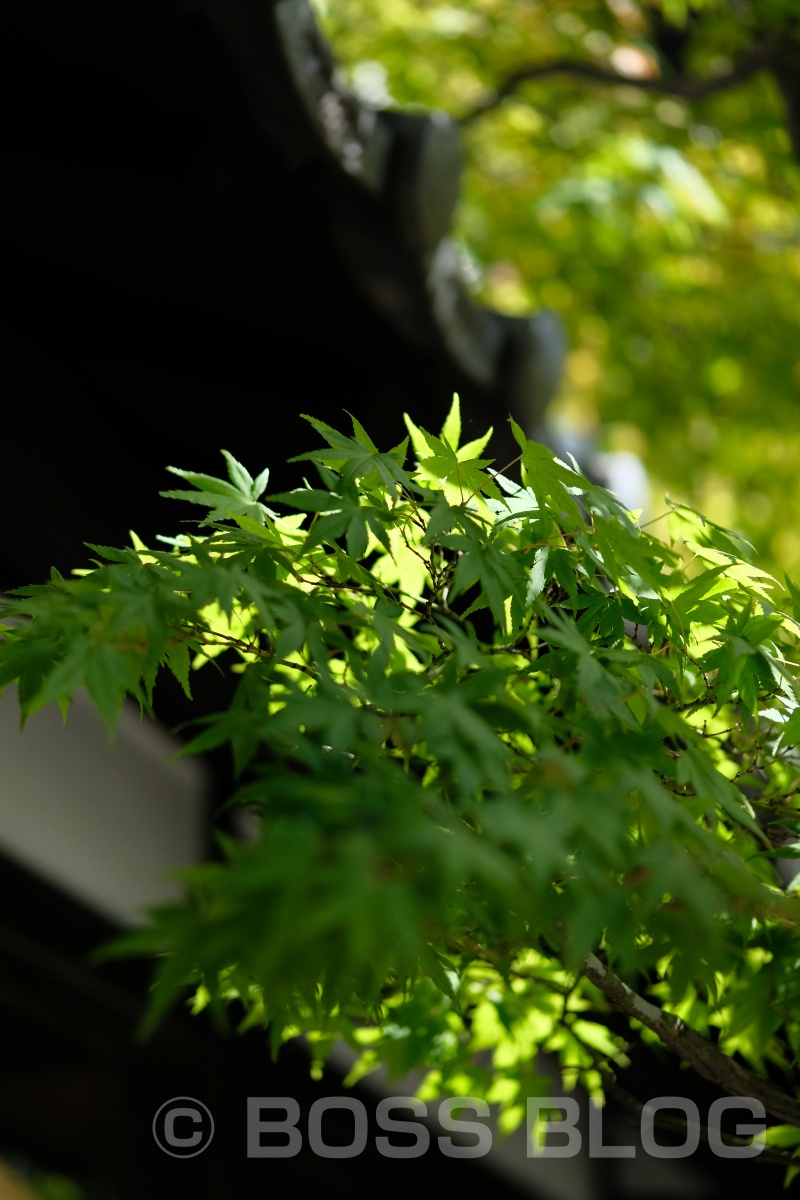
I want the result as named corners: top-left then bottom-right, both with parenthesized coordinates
top-left (2, 0), bottom-right (531, 603)
top-left (0, 854), bottom-right (539, 1199)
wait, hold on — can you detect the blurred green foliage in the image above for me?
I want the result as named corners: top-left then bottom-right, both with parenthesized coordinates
top-left (0, 1156), bottom-right (89, 1200)
top-left (313, 0), bottom-right (800, 576)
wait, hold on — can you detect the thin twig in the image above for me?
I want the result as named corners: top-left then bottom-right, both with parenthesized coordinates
top-left (579, 1051), bottom-right (797, 1167)
top-left (459, 41), bottom-right (777, 125)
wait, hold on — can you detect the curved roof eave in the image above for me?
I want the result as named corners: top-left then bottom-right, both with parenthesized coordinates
top-left (190, 0), bottom-right (567, 425)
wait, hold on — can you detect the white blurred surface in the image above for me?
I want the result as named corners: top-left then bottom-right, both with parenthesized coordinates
top-left (0, 687), bottom-right (208, 926)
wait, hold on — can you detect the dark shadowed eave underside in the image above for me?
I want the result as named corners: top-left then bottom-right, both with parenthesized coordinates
top-left (190, 0), bottom-right (566, 421)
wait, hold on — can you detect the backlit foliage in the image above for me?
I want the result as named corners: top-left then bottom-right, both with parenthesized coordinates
top-left (4, 401), bottom-right (800, 1160)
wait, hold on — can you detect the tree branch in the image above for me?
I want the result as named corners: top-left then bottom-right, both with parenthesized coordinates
top-left (582, 953), bottom-right (800, 1129)
top-left (594, 1061), bottom-right (797, 1167)
top-left (458, 42), bottom-right (776, 126)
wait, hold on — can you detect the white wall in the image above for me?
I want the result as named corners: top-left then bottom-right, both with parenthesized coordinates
top-left (0, 687), bottom-right (208, 927)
